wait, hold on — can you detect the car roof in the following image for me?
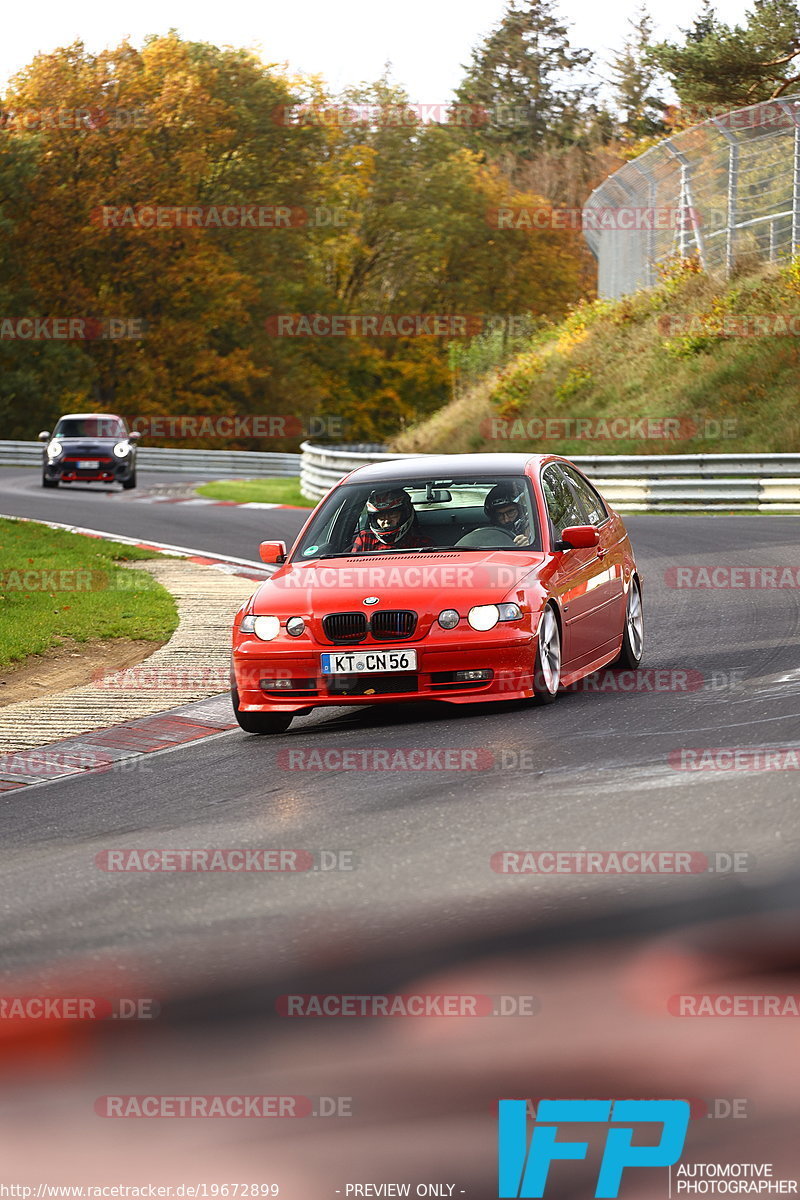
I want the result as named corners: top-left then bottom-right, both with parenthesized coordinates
top-left (343, 453), bottom-right (545, 483)
top-left (56, 413), bottom-right (125, 420)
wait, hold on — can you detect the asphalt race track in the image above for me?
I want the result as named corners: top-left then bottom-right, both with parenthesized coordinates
top-left (1, 465), bottom-right (799, 990)
top-left (0, 466), bottom-right (305, 560)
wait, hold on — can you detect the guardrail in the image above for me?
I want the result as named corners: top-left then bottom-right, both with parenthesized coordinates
top-left (0, 441), bottom-right (301, 478)
top-left (299, 443), bottom-right (800, 512)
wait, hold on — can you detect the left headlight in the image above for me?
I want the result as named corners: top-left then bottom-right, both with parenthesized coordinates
top-left (47, 439), bottom-right (63, 459)
top-left (239, 614), bottom-right (281, 641)
top-left (113, 441), bottom-right (131, 458)
top-left (467, 603), bottom-right (523, 631)
top-left (468, 604), bottom-right (499, 631)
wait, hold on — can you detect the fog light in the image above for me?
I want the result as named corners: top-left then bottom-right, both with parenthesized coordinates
top-left (438, 609), bottom-right (459, 629)
top-left (286, 616), bottom-right (305, 637)
top-left (454, 669), bottom-right (492, 681)
top-left (261, 678), bottom-right (293, 689)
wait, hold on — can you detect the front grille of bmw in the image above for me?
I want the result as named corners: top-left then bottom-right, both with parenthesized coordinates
top-left (321, 610), bottom-right (417, 644)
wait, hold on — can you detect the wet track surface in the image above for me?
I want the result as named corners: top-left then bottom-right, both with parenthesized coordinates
top-left (1, 465), bottom-right (799, 986)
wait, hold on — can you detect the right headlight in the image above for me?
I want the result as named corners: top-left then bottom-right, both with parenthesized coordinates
top-left (47, 440), bottom-right (63, 459)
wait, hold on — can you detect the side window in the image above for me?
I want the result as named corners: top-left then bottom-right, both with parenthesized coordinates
top-left (561, 465), bottom-right (608, 526)
top-left (541, 465), bottom-right (585, 538)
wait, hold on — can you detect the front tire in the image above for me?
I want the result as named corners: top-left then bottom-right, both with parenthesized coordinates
top-left (532, 604), bottom-right (561, 705)
top-left (42, 475), bottom-right (59, 488)
top-left (231, 685), bottom-right (293, 734)
top-left (612, 577), bottom-right (644, 668)
top-left (122, 470), bottom-right (137, 490)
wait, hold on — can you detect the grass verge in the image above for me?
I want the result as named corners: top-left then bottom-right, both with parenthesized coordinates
top-left (196, 478), bottom-right (313, 506)
top-left (391, 258), bottom-right (800, 456)
top-left (0, 519), bottom-right (178, 669)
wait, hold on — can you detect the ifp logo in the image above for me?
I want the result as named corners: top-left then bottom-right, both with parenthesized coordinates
top-left (498, 1099), bottom-right (690, 1197)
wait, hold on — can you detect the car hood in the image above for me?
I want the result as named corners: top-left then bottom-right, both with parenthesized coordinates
top-left (251, 549), bottom-right (548, 617)
top-left (53, 438), bottom-right (127, 452)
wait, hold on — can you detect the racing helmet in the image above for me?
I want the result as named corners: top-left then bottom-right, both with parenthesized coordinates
top-left (366, 488), bottom-right (414, 546)
top-left (484, 482), bottom-right (527, 537)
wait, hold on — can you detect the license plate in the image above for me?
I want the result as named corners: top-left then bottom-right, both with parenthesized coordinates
top-left (77, 460), bottom-right (99, 469)
top-left (320, 649), bottom-right (417, 675)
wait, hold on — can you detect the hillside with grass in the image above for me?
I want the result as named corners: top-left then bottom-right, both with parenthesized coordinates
top-left (390, 259), bottom-right (800, 457)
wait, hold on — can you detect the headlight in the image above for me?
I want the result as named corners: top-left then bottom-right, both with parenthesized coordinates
top-left (438, 609), bottom-right (459, 630)
top-left (239, 614), bottom-right (281, 641)
top-left (497, 603), bottom-right (522, 622)
top-left (467, 604), bottom-right (499, 631)
top-left (47, 440), bottom-right (63, 458)
top-left (286, 616), bottom-right (305, 637)
top-left (113, 441), bottom-right (131, 458)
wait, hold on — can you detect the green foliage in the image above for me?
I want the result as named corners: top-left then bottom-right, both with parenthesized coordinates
top-left (0, 519), bottom-right (177, 667)
top-left (391, 258), bottom-right (800, 456)
top-left (651, 0), bottom-right (800, 110)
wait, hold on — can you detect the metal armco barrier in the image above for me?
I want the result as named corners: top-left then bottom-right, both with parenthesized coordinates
top-left (0, 441), bottom-right (300, 478)
top-left (300, 443), bottom-right (800, 512)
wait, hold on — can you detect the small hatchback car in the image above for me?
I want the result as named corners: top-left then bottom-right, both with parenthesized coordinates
top-left (39, 413), bottom-right (140, 488)
top-left (231, 453), bottom-right (643, 733)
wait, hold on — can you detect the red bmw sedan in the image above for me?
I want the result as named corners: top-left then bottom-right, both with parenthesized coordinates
top-left (230, 454), bottom-right (643, 733)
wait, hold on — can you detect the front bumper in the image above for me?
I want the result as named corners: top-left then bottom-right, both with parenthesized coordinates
top-left (44, 456), bottom-right (135, 483)
top-left (232, 629), bottom-right (537, 712)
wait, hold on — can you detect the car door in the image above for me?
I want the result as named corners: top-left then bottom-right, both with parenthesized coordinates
top-left (540, 463), bottom-right (610, 668)
top-left (559, 463), bottom-right (626, 653)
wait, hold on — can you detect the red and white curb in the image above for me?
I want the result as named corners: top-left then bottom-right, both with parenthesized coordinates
top-left (0, 698), bottom-right (237, 793)
top-left (0, 518), bottom-right (281, 787)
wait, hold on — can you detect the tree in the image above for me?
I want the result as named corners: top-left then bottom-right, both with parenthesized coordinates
top-left (453, 0), bottom-right (594, 160)
top-left (608, 6), bottom-right (667, 140)
top-left (651, 0), bottom-right (800, 112)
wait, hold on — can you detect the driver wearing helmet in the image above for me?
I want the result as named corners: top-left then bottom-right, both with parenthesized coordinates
top-left (351, 488), bottom-right (433, 553)
top-left (483, 483), bottom-right (531, 546)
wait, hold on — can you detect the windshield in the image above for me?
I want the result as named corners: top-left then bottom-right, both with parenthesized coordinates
top-left (53, 416), bottom-right (127, 438)
top-left (293, 475), bottom-right (541, 560)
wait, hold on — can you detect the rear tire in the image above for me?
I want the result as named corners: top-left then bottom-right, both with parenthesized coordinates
top-left (612, 577), bottom-right (644, 668)
top-left (42, 475), bottom-right (58, 488)
top-left (231, 686), bottom-right (293, 734)
top-left (531, 604), bottom-right (561, 705)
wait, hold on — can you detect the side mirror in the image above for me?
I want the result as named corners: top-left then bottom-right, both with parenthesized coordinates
top-left (259, 540), bottom-right (287, 564)
top-left (128, 430), bottom-right (142, 442)
top-left (38, 431), bottom-right (50, 442)
top-left (556, 524), bottom-right (599, 550)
